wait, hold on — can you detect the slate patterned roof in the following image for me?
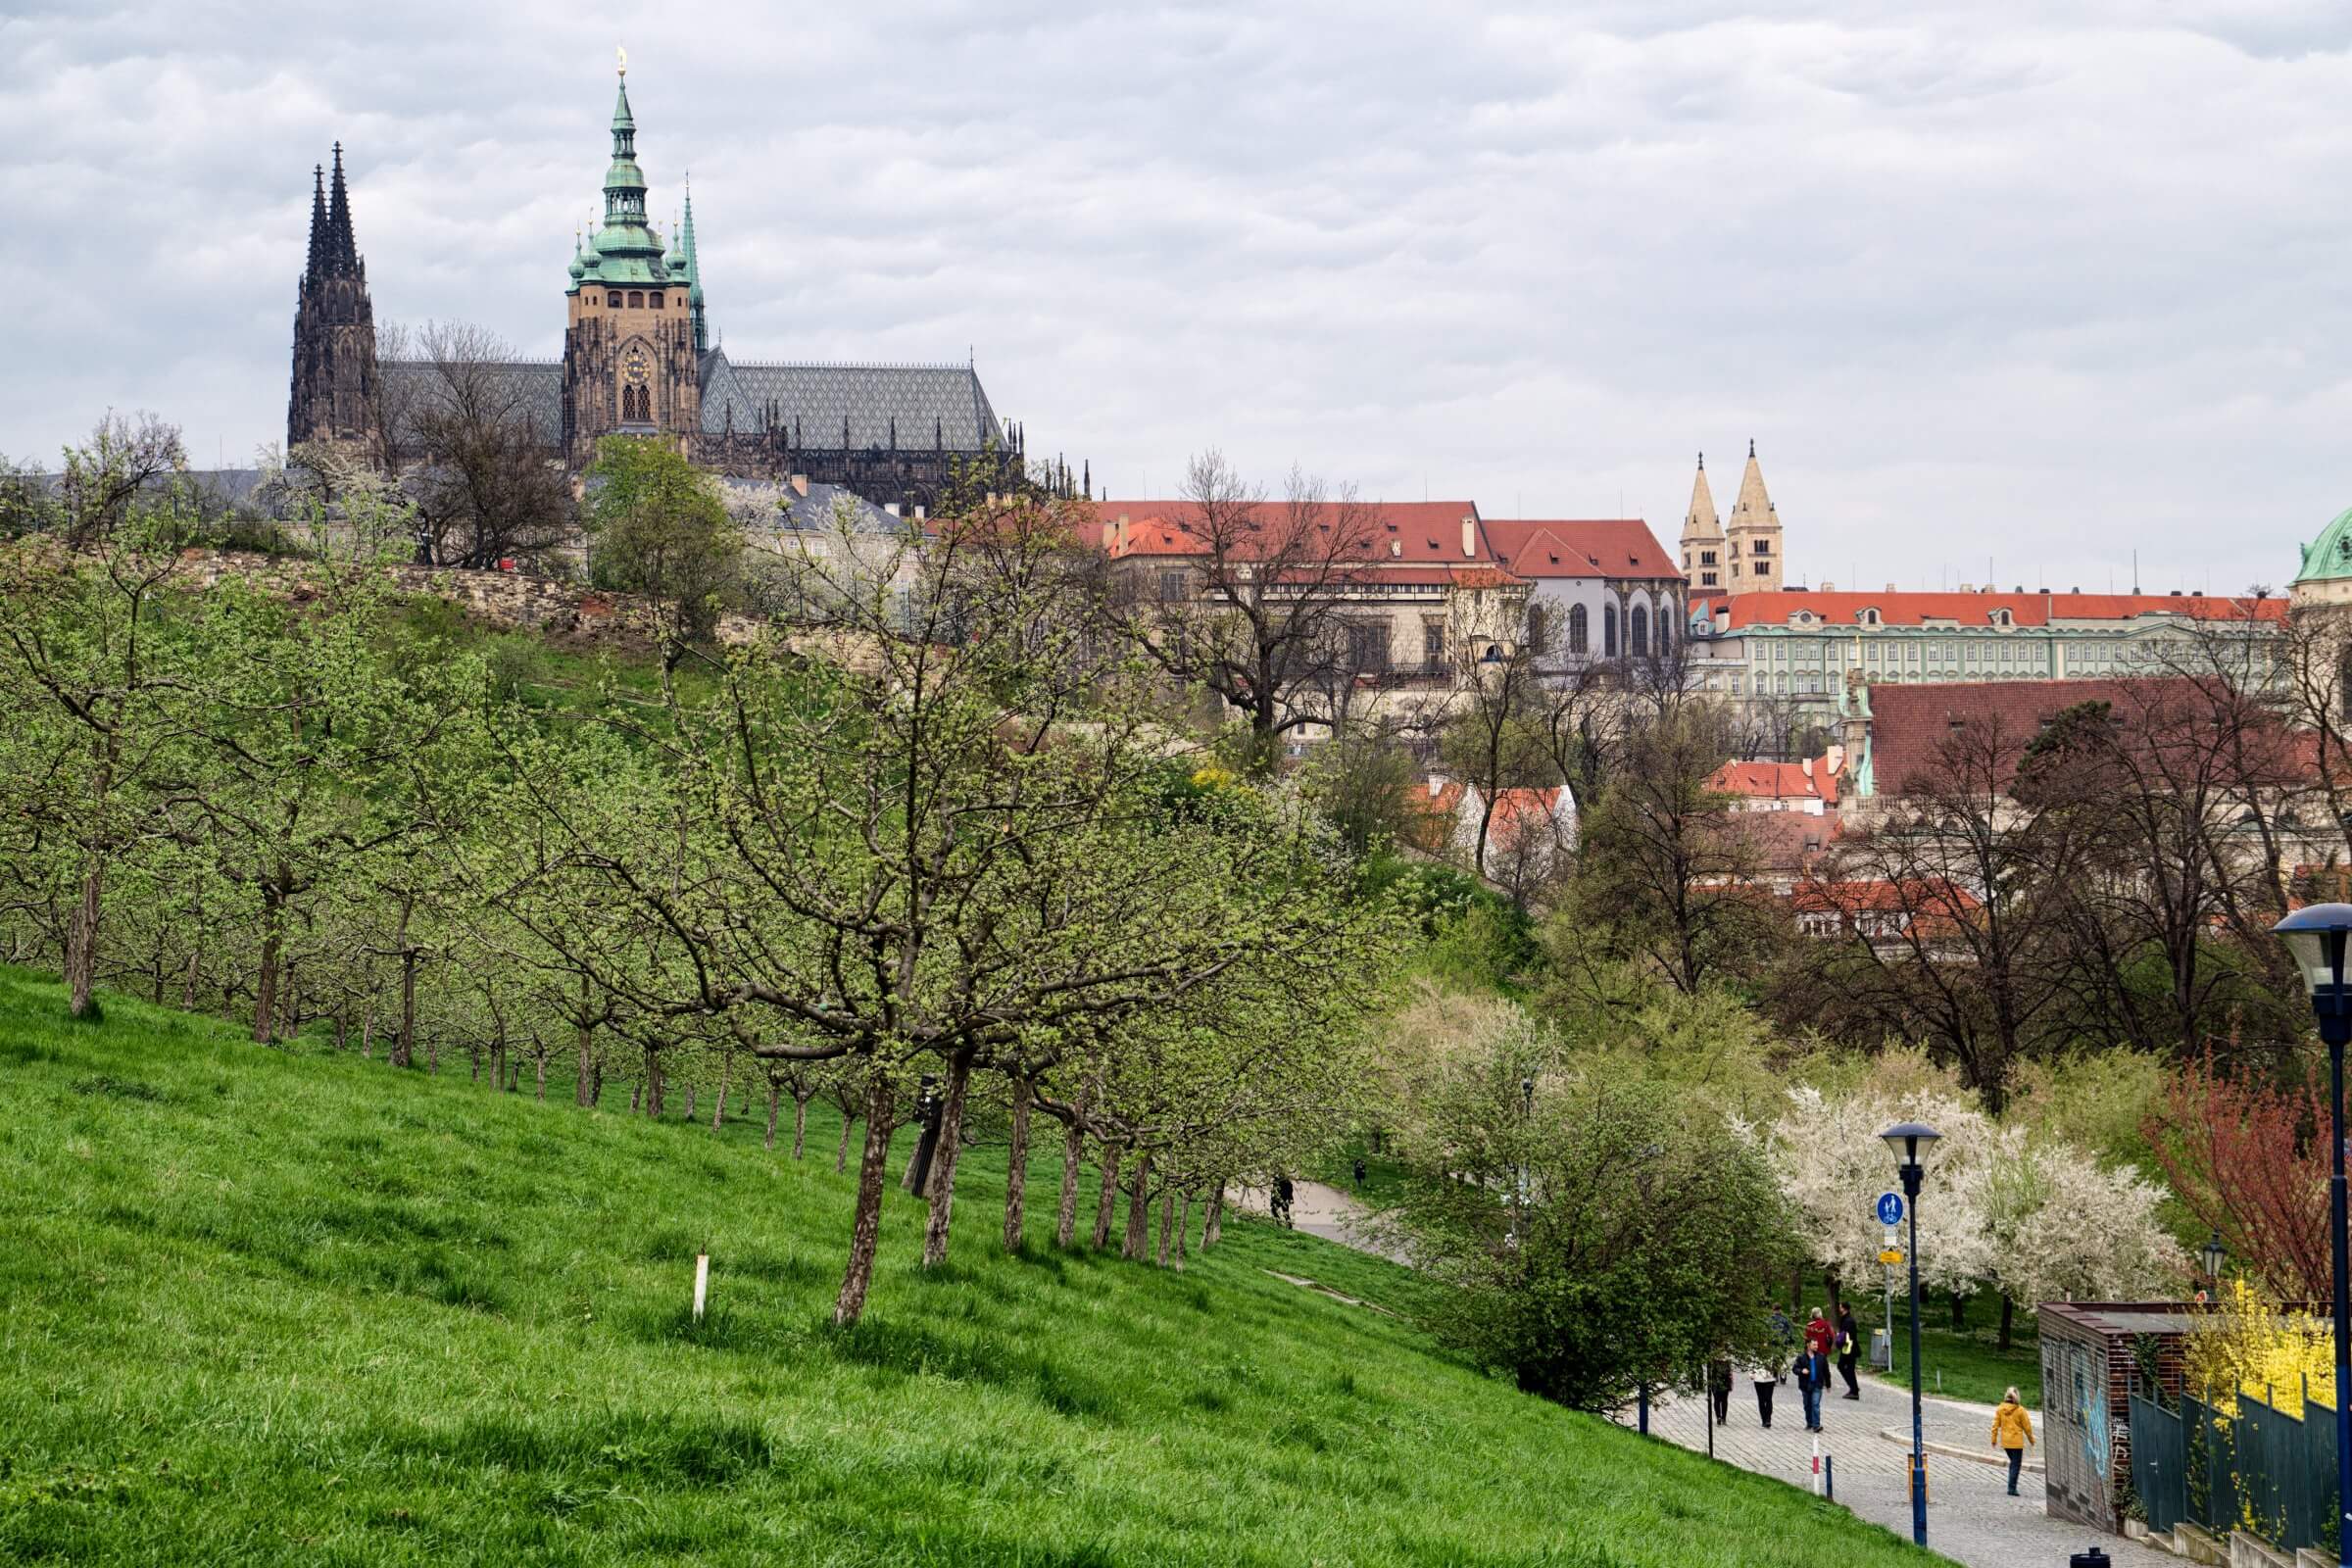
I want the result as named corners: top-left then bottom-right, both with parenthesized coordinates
top-left (380, 360), bottom-right (564, 450)
top-left (698, 352), bottom-right (1005, 451)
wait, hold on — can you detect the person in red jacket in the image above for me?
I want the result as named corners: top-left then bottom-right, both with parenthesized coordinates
top-left (1804, 1308), bottom-right (1837, 1359)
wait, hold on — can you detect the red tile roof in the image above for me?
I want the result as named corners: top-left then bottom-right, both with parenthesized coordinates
top-left (1865, 677), bottom-right (2314, 798)
top-left (1692, 589), bottom-right (2284, 630)
top-left (1709, 756), bottom-right (1840, 807)
top-left (1095, 499), bottom-right (1497, 564)
top-left (1726, 810), bottom-right (1842, 873)
top-left (1483, 519), bottom-right (1682, 582)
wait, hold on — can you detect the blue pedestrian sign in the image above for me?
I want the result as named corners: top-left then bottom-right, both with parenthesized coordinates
top-left (1876, 1192), bottom-right (1905, 1226)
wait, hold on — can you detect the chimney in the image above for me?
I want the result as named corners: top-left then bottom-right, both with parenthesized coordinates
top-left (1461, 518), bottom-right (1476, 558)
top-left (1390, 538), bottom-right (1401, 558)
top-left (884, 502), bottom-right (901, 518)
top-left (1959, 582), bottom-right (1974, 594)
top-left (1117, 514), bottom-right (1130, 553)
top-left (789, 473), bottom-right (809, 497)
top-left (913, 504), bottom-right (925, 522)
top-left (1820, 579), bottom-right (1836, 591)
top-left (1886, 582), bottom-right (1897, 593)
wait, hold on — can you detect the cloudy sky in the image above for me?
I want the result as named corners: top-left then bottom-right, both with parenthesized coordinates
top-left (9, 1), bottom-right (2351, 593)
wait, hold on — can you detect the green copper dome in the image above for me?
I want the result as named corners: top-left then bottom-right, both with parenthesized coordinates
top-left (2293, 504), bottom-right (2352, 586)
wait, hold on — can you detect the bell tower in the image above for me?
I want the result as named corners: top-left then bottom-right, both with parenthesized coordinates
top-left (287, 144), bottom-right (381, 456)
top-left (562, 54), bottom-right (699, 466)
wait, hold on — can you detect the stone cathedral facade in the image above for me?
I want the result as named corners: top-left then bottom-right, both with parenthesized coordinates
top-left (288, 65), bottom-right (1035, 513)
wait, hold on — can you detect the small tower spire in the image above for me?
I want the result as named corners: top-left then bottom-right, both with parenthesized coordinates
top-left (326, 142), bottom-right (359, 275)
top-left (305, 163), bottom-right (328, 278)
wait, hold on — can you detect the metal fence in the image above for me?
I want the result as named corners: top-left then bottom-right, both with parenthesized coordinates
top-left (2130, 1382), bottom-right (2338, 1554)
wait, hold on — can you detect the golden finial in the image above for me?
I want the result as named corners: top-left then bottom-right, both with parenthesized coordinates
top-left (617, 45), bottom-right (627, 78)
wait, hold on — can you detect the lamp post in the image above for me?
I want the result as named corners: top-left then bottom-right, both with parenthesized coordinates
top-left (1882, 1119), bottom-right (1941, 1549)
top-left (2199, 1231), bottom-right (2227, 1304)
top-left (2271, 902), bottom-right (2352, 1566)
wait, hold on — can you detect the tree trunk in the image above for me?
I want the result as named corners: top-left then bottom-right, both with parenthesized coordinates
top-left (251, 899), bottom-right (281, 1045)
top-left (1174, 1192), bottom-right (1191, 1272)
top-left (835, 1111), bottom-right (854, 1173)
top-left (573, 976), bottom-right (596, 1107)
top-left (1092, 1144), bottom-right (1123, 1250)
top-left (1998, 1294), bottom-right (2015, 1351)
top-left (919, 1053), bottom-right (975, 1269)
top-left (1155, 1190), bottom-right (1174, 1267)
top-left (764, 1083), bottom-right (780, 1151)
top-left (631, 1079), bottom-right (642, 1113)
top-left (64, 854), bottom-right (102, 1019)
top-left (1824, 1267), bottom-right (1844, 1323)
top-left (180, 944), bottom-right (201, 1011)
top-left (1204, 1181), bottom-right (1225, 1249)
top-left (391, 951), bottom-right (417, 1069)
top-left (1121, 1151), bottom-right (1152, 1261)
top-left (533, 1055), bottom-right (546, 1100)
top-left (685, 1084), bottom-right (696, 1122)
top-left (360, 1002), bottom-right (374, 1059)
top-left (792, 1096), bottom-right (808, 1160)
top-left (333, 1014), bottom-right (346, 1052)
top-left (711, 1076), bottom-right (727, 1132)
top-left (832, 1074), bottom-right (898, 1328)
top-left (1949, 1291), bottom-right (1968, 1332)
top-left (1003, 1075), bottom-right (1032, 1253)
top-left (1054, 1117), bottom-right (1087, 1250)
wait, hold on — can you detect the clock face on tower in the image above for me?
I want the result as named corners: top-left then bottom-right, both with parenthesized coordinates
top-left (622, 348), bottom-right (650, 387)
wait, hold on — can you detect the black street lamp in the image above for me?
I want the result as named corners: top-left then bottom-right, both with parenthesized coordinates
top-left (1882, 1119), bottom-right (1941, 1549)
top-left (2199, 1231), bottom-right (2227, 1301)
top-left (2272, 902), bottom-right (2352, 1566)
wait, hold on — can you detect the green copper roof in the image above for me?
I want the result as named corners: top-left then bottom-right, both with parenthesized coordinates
top-left (570, 71), bottom-right (670, 291)
top-left (2294, 504), bottom-right (2352, 586)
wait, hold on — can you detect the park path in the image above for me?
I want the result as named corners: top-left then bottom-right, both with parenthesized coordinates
top-left (1250, 1178), bottom-right (2169, 1567)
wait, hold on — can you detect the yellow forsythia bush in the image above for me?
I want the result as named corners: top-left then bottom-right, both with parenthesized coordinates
top-left (2185, 1279), bottom-right (2335, 1418)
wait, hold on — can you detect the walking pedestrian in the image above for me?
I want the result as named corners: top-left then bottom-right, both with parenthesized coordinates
top-left (1708, 1357), bottom-right (1734, 1425)
top-left (1351, 1156), bottom-right (1367, 1194)
top-left (1796, 1307), bottom-right (1834, 1430)
top-left (1272, 1172), bottom-right (1295, 1229)
top-left (1768, 1300), bottom-right (1795, 1385)
top-left (1991, 1386), bottom-right (2035, 1495)
top-left (1835, 1302), bottom-right (1862, 1398)
top-left (1751, 1358), bottom-right (1778, 1429)
top-left (1795, 1347), bottom-right (1825, 1432)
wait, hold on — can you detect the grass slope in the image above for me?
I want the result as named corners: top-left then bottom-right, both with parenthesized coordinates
top-left (0, 969), bottom-right (1932, 1567)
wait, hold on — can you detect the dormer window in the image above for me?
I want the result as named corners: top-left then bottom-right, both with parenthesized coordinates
top-left (1859, 608), bottom-right (1882, 626)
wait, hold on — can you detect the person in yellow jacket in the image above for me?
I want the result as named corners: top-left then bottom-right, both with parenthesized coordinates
top-left (1991, 1387), bottom-right (2035, 1494)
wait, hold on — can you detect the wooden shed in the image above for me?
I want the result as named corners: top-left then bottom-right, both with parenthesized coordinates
top-left (2037, 1301), bottom-right (2208, 1533)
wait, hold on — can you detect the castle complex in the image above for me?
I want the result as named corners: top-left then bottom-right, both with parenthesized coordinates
top-left (288, 62), bottom-right (1029, 512)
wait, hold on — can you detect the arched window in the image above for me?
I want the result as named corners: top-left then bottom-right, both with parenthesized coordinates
top-left (1656, 618), bottom-right (1671, 661)
top-left (1631, 606), bottom-right (1649, 659)
top-left (1604, 605), bottom-right (1619, 659)
top-left (621, 384), bottom-right (649, 422)
top-left (608, 291), bottom-right (622, 308)
top-left (650, 292), bottom-right (663, 309)
top-left (627, 291), bottom-right (644, 308)
top-left (1567, 603), bottom-right (1589, 655)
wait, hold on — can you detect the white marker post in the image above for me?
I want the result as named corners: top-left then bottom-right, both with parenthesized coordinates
top-left (692, 1251), bottom-right (710, 1323)
top-left (1811, 1436), bottom-right (1823, 1496)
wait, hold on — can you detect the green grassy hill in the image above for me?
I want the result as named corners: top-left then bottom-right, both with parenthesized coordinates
top-left (0, 968), bottom-right (1930, 1567)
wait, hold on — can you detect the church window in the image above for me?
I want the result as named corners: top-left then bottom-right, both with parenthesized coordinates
top-left (651, 292), bottom-right (663, 308)
top-left (1567, 603), bottom-right (1589, 655)
top-left (627, 291), bottom-right (644, 308)
top-left (1700, 550), bottom-right (1717, 565)
top-left (1701, 571), bottom-right (1717, 587)
top-left (1631, 606), bottom-right (1649, 659)
top-left (1604, 605), bottom-right (1619, 658)
top-left (1657, 621), bottom-right (1671, 660)
top-left (1752, 539), bottom-right (1770, 556)
top-left (608, 291), bottom-right (622, 307)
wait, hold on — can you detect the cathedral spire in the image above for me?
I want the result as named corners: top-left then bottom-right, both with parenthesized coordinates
top-left (1725, 439), bottom-right (1785, 594)
top-left (305, 163), bottom-right (328, 279)
top-left (681, 176), bottom-right (707, 355)
top-left (326, 143), bottom-right (359, 275)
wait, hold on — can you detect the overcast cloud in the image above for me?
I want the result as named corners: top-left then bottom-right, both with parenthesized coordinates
top-left (7, 1), bottom-right (2351, 594)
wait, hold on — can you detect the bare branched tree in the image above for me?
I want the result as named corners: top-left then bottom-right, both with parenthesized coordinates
top-left (379, 320), bottom-right (573, 569)
top-left (1110, 451), bottom-right (1387, 772)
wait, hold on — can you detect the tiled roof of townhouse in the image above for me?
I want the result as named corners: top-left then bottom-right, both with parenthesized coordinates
top-left (1094, 499), bottom-right (1498, 564)
top-left (1709, 756), bottom-right (1840, 808)
top-left (1482, 519), bottom-right (1681, 582)
top-left (1693, 588), bottom-right (2284, 631)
